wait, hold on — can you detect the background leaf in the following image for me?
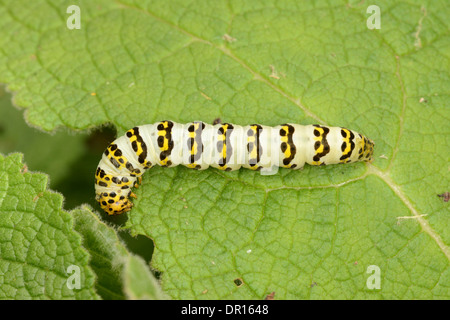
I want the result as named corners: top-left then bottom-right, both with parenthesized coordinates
top-left (0, 85), bottom-right (98, 209)
top-left (123, 254), bottom-right (168, 300)
top-left (0, 153), bottom-right (98, 299)
top-left (0, 0), bottom-right (448, 299)
top-left (72, 205), bottom-right (167, 300)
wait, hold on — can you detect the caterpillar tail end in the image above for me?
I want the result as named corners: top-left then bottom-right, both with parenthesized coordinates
top-left (364, 139), bottom-right (375, 163)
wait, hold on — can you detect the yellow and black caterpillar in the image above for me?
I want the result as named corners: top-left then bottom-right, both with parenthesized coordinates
top-left (95, 120), bottom-right (375, 215)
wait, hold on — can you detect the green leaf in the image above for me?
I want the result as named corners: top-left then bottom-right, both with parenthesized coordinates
top-left (0, 153), bottom-right (98, 299)
top-left (0, 85), bottom-right (116, 210)
top-left (0, 0), bottom-right (449, 299)
top-left (0, 86), bottom-right (86, 187)
top-left (123, 254), bottom-right (168, 300)
top-left (72, 205), bottom-right (167, 300)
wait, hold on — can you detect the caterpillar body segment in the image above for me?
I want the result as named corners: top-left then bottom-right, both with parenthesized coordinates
top-left (95, 121), bottom-right (375, 215)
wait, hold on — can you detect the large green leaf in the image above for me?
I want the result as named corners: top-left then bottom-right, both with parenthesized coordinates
top-left (0, 151), bottom-right (165, 299)
top-left (0, 0), bottom-right (448, 299)
top-left (0, 153), bottom-right (98, 299)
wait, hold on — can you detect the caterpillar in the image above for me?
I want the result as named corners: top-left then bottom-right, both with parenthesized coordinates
top-left (95, 120), bottom-right (374, 215)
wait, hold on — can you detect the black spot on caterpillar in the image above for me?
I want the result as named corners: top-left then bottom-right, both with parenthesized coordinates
top-left (95, 120), bottom-right (375, 215)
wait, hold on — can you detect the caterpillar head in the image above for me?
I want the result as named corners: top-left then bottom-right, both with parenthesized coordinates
top-left (96, 191), bottom-right (133, 215)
